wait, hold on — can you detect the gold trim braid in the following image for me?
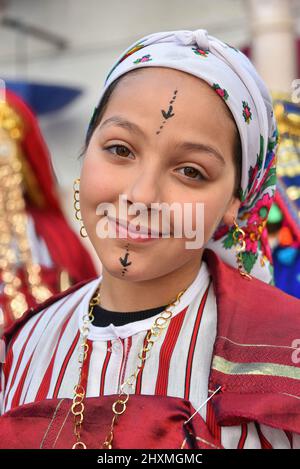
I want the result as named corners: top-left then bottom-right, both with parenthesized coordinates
top-left (212, 355), bottom-right (300, 381)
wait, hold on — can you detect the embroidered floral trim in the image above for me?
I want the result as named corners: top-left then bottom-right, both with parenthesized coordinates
top-left (133, 54), bottom-right (152, 64)
top-left (192, 47), bottom-right (209, 57)
top-left (105, 42), bottom-right (146, 83)
top-left (242, 101), bottom-right (252, 124)
top-left (212, 83), bottom-right (229, 101)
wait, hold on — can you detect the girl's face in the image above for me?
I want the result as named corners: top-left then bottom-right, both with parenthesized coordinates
top-left (80, 67), bottom-right (241, 281)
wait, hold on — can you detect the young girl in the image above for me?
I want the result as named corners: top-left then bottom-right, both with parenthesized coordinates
top-left (0, 28), bottom-right (300, 449)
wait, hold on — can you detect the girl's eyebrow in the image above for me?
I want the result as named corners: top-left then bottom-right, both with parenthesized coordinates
top-left (99, 115), bottom-right (146, 138)
top-left (173, 141), bottom-right (225, 166)
top-left (99, 115), bottom-right (225, 166)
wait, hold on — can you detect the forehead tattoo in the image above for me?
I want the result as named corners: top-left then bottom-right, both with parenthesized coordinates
top-left (156, 89), bottom-right (178, 135)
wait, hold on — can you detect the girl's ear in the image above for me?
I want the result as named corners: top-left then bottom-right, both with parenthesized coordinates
top-left (222, 196), bottom-right (241, 227)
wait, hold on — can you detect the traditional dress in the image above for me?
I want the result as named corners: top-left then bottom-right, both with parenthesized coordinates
top-left (0, 91), bottom-right (97, 328)
top-left (0, 248), bottom-right (300, 449)
top-left (0, 28), bottom-right (299, 449)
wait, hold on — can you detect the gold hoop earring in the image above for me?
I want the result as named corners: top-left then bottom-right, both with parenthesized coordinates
top-left (73, 178), bottom-right (87, 238)
top-left (232, 217), bottom-right (252, 280)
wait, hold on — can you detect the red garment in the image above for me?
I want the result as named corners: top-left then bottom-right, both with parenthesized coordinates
top-left (0, 395), bottom-right (222, 449)
top-left (6, 90), bottom-right (62, 213)
top-left (1, 248), bottom-right (300, 448)
top-left (5, 90), bottom-right (97, 282)
top-left (206, 249), bottom-right (300, 434)
top-left (27, 206), bottom-right (97, 285)
top-left (1, 91), bottom-right (97, 328)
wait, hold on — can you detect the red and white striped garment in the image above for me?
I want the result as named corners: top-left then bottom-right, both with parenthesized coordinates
top-left (1, 260), bottom-right (299, 449)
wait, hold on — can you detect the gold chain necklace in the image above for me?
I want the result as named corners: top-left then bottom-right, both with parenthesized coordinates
top-left (71, 284), bottom-right (186, 449)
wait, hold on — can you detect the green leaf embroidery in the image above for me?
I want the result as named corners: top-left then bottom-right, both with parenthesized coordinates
top-left (261, 167), bottom-right (277, 191)
top-left (222, 231), bottom-right (235, 249)
top-left (257, 135), bottom-right (264, 171)
top-left (268, 263), bottom-right (275, 286)
top-left (240, 251), bottom-right (258, 273)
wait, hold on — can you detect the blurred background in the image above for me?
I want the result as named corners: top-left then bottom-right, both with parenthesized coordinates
top-left (0, 0), bottom-right (300, 327)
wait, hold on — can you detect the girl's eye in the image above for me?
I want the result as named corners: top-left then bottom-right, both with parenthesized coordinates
top-left (104, 146), bottom-right (205, 181)
top-left (104, 144), bottom-right (133, 159)
top-left (177, 166), bottom-right (206, 181)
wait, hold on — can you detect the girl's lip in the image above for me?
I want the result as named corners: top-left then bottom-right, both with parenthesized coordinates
top-left (107, 217), bottom-right (164, 240)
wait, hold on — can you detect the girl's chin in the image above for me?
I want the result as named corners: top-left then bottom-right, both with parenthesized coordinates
top-left (108, 266), bottom-right (141, 281)
top-left (102, 259), bottom-right (155, 281)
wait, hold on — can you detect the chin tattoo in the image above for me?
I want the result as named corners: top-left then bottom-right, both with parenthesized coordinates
top-left (119, 243), bottom-right (132, 276)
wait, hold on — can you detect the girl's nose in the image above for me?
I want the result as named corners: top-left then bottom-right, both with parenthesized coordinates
top-left (125, 169), bottom-right (162, 208)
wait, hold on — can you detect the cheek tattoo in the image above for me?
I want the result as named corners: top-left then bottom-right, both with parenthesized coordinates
top-left (156, 89), bottom-right (178, 135)
top-left (119, 243), bottom-right (132, 276)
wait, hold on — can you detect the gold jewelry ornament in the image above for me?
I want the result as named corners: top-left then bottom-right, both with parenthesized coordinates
top-left (232, 217), bottom-right (252, 280)
top-left (0, 101), bottom-right (52, 323)
top-left (71, 284), bottom-right (186, 449)
top-left (73, 178), bottom-right (87, 238)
